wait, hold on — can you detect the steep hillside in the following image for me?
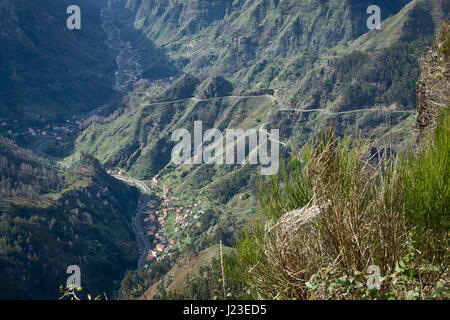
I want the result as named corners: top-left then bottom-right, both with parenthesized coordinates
top-left (0, 138), bottom-right (140, 299)
top-left (416, 20), bottom-right (450, 146)
top-left (226, 22), bottom-right (449, 299)
top-left (121, 0), bottom-right (411, 90)
top-left (0, 0), bottom-right (116, 124)
top-left (67, 1), bottom-right (448, 300)
top-left (110, 0), bottom-right (448, 114)
top-left (119, 244), bottom-right (235, 300)
top-left (74, 1), bottom-right (448, 213)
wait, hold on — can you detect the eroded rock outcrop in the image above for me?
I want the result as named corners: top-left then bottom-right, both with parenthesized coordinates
top-left (416, 21), bottom-right (450, 146)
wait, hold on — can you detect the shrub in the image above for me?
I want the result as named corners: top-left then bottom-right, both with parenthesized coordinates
top-left (401, 109), bottom-right (450, 265)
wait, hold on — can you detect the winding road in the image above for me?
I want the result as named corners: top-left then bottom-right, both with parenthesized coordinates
top-left (141, 93), bottom-right (276, 108)
top-left (33, 135), bottom-right (152, 270)
top-left (113, 175), bottom-right (152, 270)
top-left (32, 0), bottom-right (418, 273)
top-left (32, 2), bottom-right (152, 272)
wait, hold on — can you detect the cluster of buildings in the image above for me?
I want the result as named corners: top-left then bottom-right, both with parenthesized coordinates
top-left (174, 202), bottom-right (203, 233)
top-left (144, 198), bottom-right (174, 262)
top-left (27, 124), bottom-right (73, 139)
top-left (143, 180), bottom-right (204, 263)
top-left (0, 115), bottom-right (82, 142)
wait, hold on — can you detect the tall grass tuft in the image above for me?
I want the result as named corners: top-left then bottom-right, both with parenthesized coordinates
top-left (304, 129), bottom-right (408, 277)
top-left (402, 109), bottom-right (450, 265)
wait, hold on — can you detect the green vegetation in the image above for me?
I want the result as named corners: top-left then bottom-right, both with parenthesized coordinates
top-left (0, 140), bottom-right (140, 299)
top-left (329, 37), bottom-right (432, 111)
top-left (71, 2), bottom-right (448, 300)
top-left (226, 114), bottom-right (449, 299)
top-left (0, 0), bottom-right (115, 125)
top-left (402, 109), bottom-right (450, 263)
top-left (1, 0), bottom-right (448, 300)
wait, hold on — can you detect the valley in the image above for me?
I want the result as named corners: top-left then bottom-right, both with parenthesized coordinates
top-left (101, 0), bottom-right (143, 91)
top-left (0, 0), bottom-right (448, 301)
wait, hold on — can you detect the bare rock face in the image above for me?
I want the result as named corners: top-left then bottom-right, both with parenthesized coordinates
top-left (416, 21), bottom-right (450, 147)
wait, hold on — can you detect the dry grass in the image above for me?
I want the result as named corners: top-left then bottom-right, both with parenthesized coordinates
top-left (262, 202), bottom-right (323, 298)
top-left (228, 128), bottom-right (413, 299)
top-left (305, 131), bottom-right (408, 277)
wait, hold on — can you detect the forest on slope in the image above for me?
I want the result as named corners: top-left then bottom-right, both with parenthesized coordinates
top-left (0, 138), bottom-right (140, 299)
top-left (0, 0), bottom-right (115, 125)
top-left (0, 0), bottom-right (147, 299)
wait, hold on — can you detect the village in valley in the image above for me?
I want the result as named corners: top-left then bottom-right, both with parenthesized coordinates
top-left (0, 115), bottom-right (79, 143)
top-left (141, 175), bottom-right (204, 268)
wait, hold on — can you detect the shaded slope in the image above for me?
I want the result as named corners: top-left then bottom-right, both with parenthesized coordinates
top-left (0, 139), bottom-right (140, 299)
top-left (0, 0), bottom-right (116, 122)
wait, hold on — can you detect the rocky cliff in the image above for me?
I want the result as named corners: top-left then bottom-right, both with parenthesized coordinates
top-left (416, 21), bottom-right (450, 146)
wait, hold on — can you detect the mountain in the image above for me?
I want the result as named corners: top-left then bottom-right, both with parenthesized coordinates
top-left (73, 0), bottom-right (448, 219)
top-left (0, 137), bottom-right (140, 299)
top-left (226, 21), bottom-right (449, 300)
top-left (120, 0), bottom-right (417, 91)
top-left (67, 0), bottom-right (448, 299)
top-left (0, 0), bottom-right (116, 124)
top-left (0, 0), bottom-right (448, 300)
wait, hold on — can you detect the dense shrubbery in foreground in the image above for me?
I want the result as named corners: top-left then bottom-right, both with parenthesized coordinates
top-left (226, 109), bottom-right (449, 300)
